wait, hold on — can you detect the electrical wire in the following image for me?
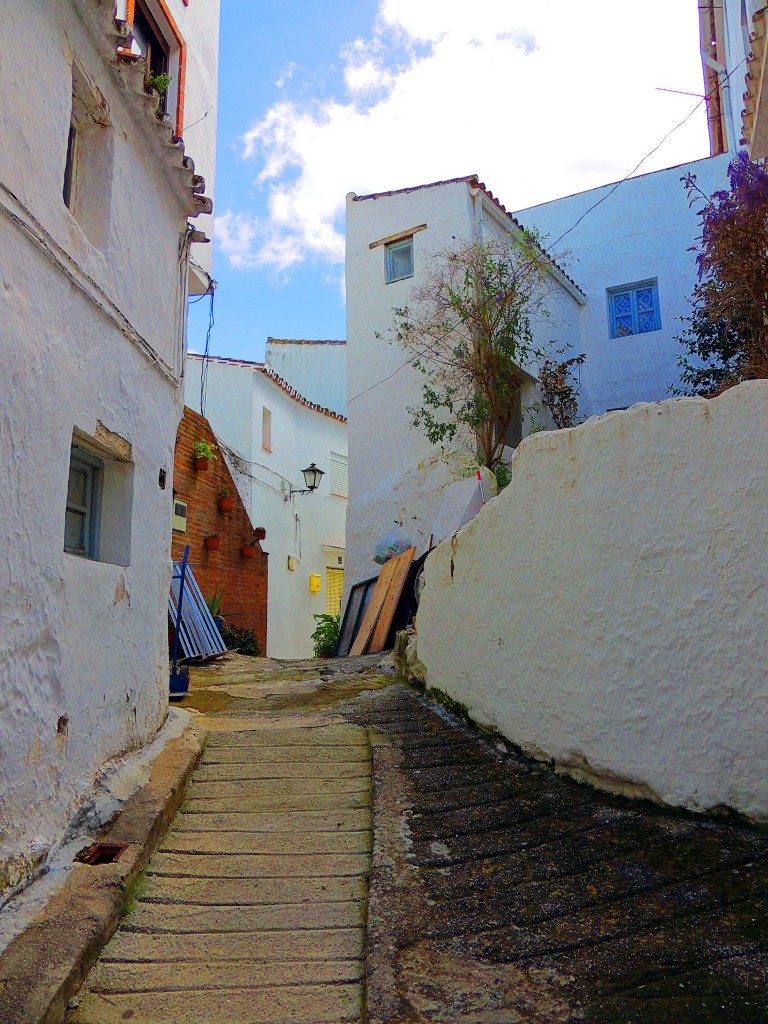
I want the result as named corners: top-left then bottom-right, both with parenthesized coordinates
top-left (199, 286), bottom-right (215, 417)
top-left (347, 60), bottom-right (747, 406)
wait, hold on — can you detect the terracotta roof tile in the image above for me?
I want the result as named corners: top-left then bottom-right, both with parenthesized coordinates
top-left (187, 354), bottom-right (347, 423)
top-left (266, 338), bottom-right (347, 346)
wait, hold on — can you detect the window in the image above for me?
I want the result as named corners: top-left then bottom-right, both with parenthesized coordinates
top-left (385, 238), bottom-right (414, 283)
top-left (608, 281), bottom-right (661, 339)
top-left (65, 446), bottom-right (103, 559)
top-left (330, 452), bottom-right (348, 497)
top-left (131, 2), bottom-right (171, 113)
top-left (62, 63), bottom-right (114, 249)
top-left (262, 407), bottom-right (272, 452)
top-left (64, 429), bottom-right (134, 566)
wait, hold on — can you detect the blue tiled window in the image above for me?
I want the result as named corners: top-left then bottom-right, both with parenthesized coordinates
top-left (607, 281), bottom-right (661, 338)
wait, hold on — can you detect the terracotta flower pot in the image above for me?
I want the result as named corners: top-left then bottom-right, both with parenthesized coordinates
top-left (204, 536), bottom-right (221, 551)
top-left (219, 497), bottom-right (235, 513)
top-left (240, 544), bottom-right (255, 559)
top-left (194, 455), bottom-right (209, 471)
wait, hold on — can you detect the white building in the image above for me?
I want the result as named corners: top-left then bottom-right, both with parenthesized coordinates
top-left (699, 0), bottom-right (768, 159)
top-left (344, 176), bottom-right (585, 592)
top-left (265, 339), bottom-right (347, 416)
top-left (185, 354), bottom-right (348, 659)
top-left (514, 154), bottom-right (731, 416)
top-left (0, 0), bottom-right (218, 903)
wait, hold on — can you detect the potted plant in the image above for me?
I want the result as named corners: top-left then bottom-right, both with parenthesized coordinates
top-left (241, 527), bottom-right (266, 559)
top-left (204, 534), bottom-right (221, 551)
top-left (206, 588), bottom-right (225, 630)
top-left (218, 485), bottom-right (235, 513)
top-left (193, 439), bottom-right (218, 471)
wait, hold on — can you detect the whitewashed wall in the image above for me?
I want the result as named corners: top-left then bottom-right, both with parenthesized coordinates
top-left (345, 180), bottom-right (583, 592)
top-left (515, 154), bottom-right (731, 416)
top-left (265, 340), bottom-right (348, 416)
top-left (185, 356), bottom-right (348, 658)
top-left (416, 382), bottom-right (768, 820)
top-left (0, 0), bottom-right (217, 900)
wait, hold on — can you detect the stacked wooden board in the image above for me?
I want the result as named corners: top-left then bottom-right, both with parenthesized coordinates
top-left (349, 547), bottom-right (415, 656)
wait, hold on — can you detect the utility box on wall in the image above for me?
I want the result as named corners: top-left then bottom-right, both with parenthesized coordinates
top-left (172, 499), bottom-right (188, 533)
top-left (309, 573), bottom-right (322, 593)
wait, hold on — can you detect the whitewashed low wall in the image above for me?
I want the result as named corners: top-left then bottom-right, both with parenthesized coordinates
top-left (417, 382), bottom-right (768, 820)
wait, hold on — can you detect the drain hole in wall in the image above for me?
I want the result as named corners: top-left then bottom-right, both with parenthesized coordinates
top-left (75, 842), bottom-right (129, 866)
top-left (159, 468), bottom-right (167, 489)
top-left (57, 716), bottom-right (69, 735)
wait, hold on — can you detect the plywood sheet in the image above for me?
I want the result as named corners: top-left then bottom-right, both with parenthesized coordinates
top-left (349, 555), bottom-right (401, 657)
top-left (368, 547), bottom-right (416, 653)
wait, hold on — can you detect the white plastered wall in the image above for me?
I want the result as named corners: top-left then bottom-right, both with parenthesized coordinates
top-left (0, 0), bottom-right (217, 899)
top-left (265, 341), bottom-right (348, 416)
top-left (185, 357), bottom-right (348, 658)
top-left (416, 382), bottom-right (768, 820)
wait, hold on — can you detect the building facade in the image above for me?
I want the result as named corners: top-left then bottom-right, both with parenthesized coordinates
top-left (0, 0), bottom-right (218, 903)
top-left (344, 176), bottom-right (585, 593)
top-left (185, 354), bottom-right (348, 659)
top-left (265, 339), bottom-right (347, 416)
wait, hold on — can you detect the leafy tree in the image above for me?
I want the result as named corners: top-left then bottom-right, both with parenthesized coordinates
top-left (387, 235), bottom-right (557, 471)
top-left (677, 152), bottom-right (768, 394)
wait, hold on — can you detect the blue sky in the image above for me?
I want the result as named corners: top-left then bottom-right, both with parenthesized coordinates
top-left (188, 0), bottom-right (711, 363)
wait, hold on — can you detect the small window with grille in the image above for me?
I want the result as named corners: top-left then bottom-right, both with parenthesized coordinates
top-left (607, 281), bottom-right (661, 339)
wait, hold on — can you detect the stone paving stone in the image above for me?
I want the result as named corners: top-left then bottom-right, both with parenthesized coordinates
top-left (193, 761), bottom-right (370, 782)
top-left (68, 982), bottom-right (363, 1023)
top-left (141, 874), bottom-right (366, 906)
top-left (183, 790), bottom-right (371, 812)
top-left (102, 926), bottom-right (365, 962)
top-left (201, 745), bottom-right (369, 764)
top-left (68, 722), bottom-right (372, 1024)
top-left (121, 899), bottom-right (364, 933)
top-left (148, 851), bottom-right (370, 877)
top-left (187, 775), bottom-right (370, 798)
top-left (85, 959), bottom-right (365, 993)
top-left (170, 808), bottom-right (371, 833)
top-left (161, 829), bottom-right (371, 855)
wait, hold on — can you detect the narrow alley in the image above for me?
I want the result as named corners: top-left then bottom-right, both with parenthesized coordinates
top-left (64, 655), bottom-right (768, 1024)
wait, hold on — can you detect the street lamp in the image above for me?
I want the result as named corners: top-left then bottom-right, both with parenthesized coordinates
top-left (285, 463), bottom-right (325, 500)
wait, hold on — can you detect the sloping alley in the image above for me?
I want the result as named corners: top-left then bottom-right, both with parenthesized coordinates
top-left (68, 656), bottom-right (768, 1023)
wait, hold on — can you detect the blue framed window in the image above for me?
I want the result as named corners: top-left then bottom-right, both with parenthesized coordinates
top-left (385, 238), bottom-right (414, 283)
top-left (65, 445), bottom-right (103, 558)
top-left (607, 281), bottom-right (661, 338)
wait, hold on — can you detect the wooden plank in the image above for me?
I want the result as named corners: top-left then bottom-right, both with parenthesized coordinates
top-left (348, 557), bottom-right (401, 657)
top-left (368, 547), bottom-right (415, 653)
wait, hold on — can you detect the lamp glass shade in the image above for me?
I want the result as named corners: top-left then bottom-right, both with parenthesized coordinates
top-left (302, 463), bottom-right (324, 491)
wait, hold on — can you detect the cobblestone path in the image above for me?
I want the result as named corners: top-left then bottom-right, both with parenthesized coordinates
top-left (67, 722), bottom-right (372, 1024)
top-left (347, 685), bottom-right (768, 1024)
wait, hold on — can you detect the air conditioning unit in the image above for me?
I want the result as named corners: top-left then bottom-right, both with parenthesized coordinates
top-left (172, 499), bottom-right (188, 533)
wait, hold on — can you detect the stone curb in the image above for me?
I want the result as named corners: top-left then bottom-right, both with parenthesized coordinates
top-left (0, 723), bottom-right (206, 1024)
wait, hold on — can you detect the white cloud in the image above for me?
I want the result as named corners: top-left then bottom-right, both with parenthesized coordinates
top-left (223, 0), bottom-right (710, 275)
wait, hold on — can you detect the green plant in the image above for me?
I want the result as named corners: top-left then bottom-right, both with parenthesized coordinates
top-left (146, 71), bottom-right (172, 95)
top-left (676, 152), bottom-right (768, 394)
top-left (539, 352), bottom-right (586, 428)
top-left (220, 623), bottom-right (262, 657)
top-left (206, 588), bottom-right (224, 618)
top-left (384, 235), bottom-right (558, 472)
top-left (217, 485), bottom-right (230, 497)
top-left (494, 460), bottom-right (511, 490)
top-left (311, 612), bottom-right (340, 658)
top-left (193, 438), bottom-right (218, 461)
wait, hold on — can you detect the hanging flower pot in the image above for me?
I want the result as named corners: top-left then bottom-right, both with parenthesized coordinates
top-left (219, 496), bottom-right (235, 513)
top-left (193, 439), bottom-right (218, 472)
top-left (253, 526), bottom-right (267, 541)
top-left (240, 544), bottom-right (255, 559)
top-left (204, 535), bottom-right (221, 551)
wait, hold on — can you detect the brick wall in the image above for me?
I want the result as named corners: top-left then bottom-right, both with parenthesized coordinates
top-left (172, 407), bottom-right (268, 654)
